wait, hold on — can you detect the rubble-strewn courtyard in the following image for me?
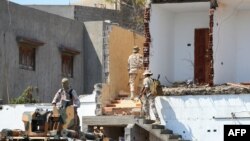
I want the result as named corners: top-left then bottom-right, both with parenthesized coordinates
top-left (163, 82), bottom-right (250, 95)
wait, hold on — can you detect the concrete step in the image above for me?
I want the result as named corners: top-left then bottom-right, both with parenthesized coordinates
top-left (160, 128), bottom-right (173, 134)
top-left (136, 120), bottom-right (185, 141)
top-left (111, 100), bottom-right (121, 104)
top-left (118, 92), bottom-right (129, 98)
top-left (152, 124), bottom-right (165, 130)
top-left (103, 107), bottom-right (141, 116)
top-left (143, 119), bottom-right (155, 124)
top-left (169, 134), bottom-right (182, 139)
top-left (106, 104), bottom-right (116, 107)
top-left (112, 100), bottom-right (141, 108)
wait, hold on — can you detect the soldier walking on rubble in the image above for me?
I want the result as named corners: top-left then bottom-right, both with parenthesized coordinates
top-left (137, 70), bottom-right (161, 124)
top-left (128, 46), bottom-right (143, 100)
top-left (52, 78), bottom-right (81, 129)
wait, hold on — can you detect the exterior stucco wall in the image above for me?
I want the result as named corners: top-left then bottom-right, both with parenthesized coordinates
top-left (0, 94), bottom-right (96, 131)
top-left (150, 3), bottom-right (209, 85)
top-left (214, 0), bottom-right (250, 84)
top-left (27, 5), bottom-right (75, 19)
top-left (174, 11), bottom-right (209, 81)
top-left (83, 21), bottom-right (104, 93)
top-left (28, 5), bottom-right (119, 23)
top-left (155, 94), bottom-right (250, 141)
top-left (71, 0), bottom-right (117, 10)
top-left (150, 5), bottom-right (175, 85)
top-left (213, 1), bottom-right (237, 84)
top-left (235, 10), bottom-right (250, 82)
top-left (0, 1), bottom-right (84, 103)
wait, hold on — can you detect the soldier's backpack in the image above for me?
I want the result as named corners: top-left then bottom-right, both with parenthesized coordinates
top-left (150, 75), bottom-right (163, 96)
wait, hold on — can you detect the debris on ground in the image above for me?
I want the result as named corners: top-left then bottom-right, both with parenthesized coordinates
top-left (162, 82), bottom-right (250, 95)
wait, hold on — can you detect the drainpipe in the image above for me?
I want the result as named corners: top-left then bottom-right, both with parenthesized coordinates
top-left (143, 0), bottom-right (152, 70)
top-left (208, 0), bottom-right (218, 86)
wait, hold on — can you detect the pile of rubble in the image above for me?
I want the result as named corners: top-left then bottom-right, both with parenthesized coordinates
top-left (162, 82), bottom-right (250, 95)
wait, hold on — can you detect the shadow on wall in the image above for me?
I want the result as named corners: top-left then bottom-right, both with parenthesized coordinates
top-left (83, 23), bottom-right (102, 94)
top-left (158, 97), bottom-right (194, 140)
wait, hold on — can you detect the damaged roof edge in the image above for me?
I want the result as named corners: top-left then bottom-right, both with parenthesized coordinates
top-left (152, 0), bottom-right (209, 3)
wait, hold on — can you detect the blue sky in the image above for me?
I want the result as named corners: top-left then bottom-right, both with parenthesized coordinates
top-left (10, 0), bottom-right (72, 5)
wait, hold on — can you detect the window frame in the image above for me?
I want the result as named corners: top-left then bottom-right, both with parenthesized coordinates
top-left (59, 45), bottom-right (80, 78)
top-left (16, 36), bottom-right (44, 71)
top-left (19, 44), bottom-right (36, 71)
top-left (61, 53), bottom-right (74, 78)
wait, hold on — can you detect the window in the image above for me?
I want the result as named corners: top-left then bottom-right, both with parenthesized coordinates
top-left (19, 45), bottom-right (35, 70)
top-left (17, 36), bottom-right (44, 71)
top-left (59, 46), bottom-right (80, 78)
top-left (62, 54), bottom-right (74, 78)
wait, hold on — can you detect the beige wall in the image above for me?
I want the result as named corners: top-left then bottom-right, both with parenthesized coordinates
top-left (102, 26), bottom-right (144, 105)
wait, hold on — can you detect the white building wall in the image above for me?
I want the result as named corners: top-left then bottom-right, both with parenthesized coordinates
top-left (151, 1), bottom-right (250, 84)
top-left (150, 5), bottom-right (175, 85)
top-left (235, 10), bottom-right (250, 82)
top-left (213, 0), bottom-right (250, 84)
top-left (155, 94), bottom-right (250, 141)
top-left (0, 94), bottom-right (96, 131)
top-left (213, 1), bottom-right (237, 84)
top-left (150, 3), bottom-right (209, 85)
top-left (174, 12), bottom-right (209, 81)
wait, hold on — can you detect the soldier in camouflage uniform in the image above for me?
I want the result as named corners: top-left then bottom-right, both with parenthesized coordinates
top-left (128, 46), bottom-right (143, 99)
top-left (138, 70), bottom-right (161, 124)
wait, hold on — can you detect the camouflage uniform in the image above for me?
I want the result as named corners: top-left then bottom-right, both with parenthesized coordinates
top-left (142, 72), bottom-right (160, 122)
top-left (128, 46), bottom-right (143, 99)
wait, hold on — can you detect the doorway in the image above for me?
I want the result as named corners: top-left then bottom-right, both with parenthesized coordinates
top-left (194, 28), bottom-right (210, 84)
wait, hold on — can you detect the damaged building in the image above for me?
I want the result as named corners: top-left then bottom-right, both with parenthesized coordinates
top-left (2, 0), bottom-right (250, 141)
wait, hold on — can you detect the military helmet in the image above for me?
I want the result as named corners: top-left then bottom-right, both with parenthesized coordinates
top-left (133, 45), bottom-right (140, 53)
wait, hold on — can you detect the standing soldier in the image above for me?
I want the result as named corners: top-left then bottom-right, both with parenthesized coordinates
top-left (137, 70), bottom-right (161, 124)
top-left (128, 46), bottom-right (143, 100)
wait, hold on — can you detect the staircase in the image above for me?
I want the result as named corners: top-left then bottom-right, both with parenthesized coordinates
top-left (102, 92), bottom-right (142, 116)
top-left (101, 92), bottom-right (190, 141)
top-left (135, 118), bottom-right (190, 141)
